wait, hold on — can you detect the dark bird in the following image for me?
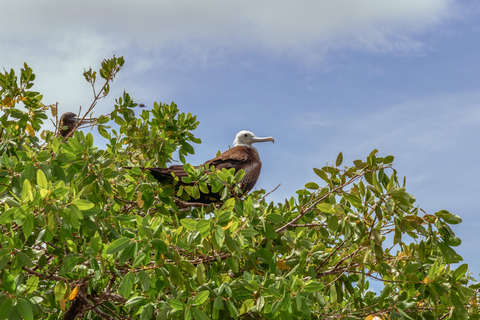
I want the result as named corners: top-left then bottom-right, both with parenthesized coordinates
top-left (59, 112), bottom-right (96, 138)
top-left (134, 130), bottom-right (274, 203)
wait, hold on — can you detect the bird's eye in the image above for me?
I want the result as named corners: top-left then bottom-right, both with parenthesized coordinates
top-left (244, 134), bottom-right (248, 137)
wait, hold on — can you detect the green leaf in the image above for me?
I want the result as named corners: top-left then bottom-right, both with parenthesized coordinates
top-left (17, 251), bottom-right (33, 268)
top-left (25, 276), bottom-right (39, 293)
top-left (435, 210), bottom-right (462, 224)
top-left (266, 213), bottom-right (284, 224)
top-left (384, 155), bottom-right (394, 164)
top-left (0, 208), bottom-right (16, 224)
top-left (196, 220), bottom-right (211, 238)
top-left (193, 290), bottom-right (210, 306)
top-left (17, 298), bottom-right (33, 320)
top-left (224, 232), bottom-right (238, 254)
top-left (0, 299), bottom-right (12, 320)
top-left (335, 152), bottom-right (343, 166)
top-left (192, 308), bottom-right (210, 320)
top-left (313, 168), bottom-right (330, 183)
top-left (3, 270), bottom-right (16, 294)
top-left (397, 299), bottom-right (417, 310)
top-left (263, 222), bottom-right (277, 240)
top-left (216, 211), bottom-right (233, 225)
top-left (118, 271), bottom-right (135, 299)
top-left (179, 260), bottom-right (197, 276)
top-left (389, 187), bottom-right (406, 197)
top-left (452, 264), bottom-right (468, 282)
top-left (36, 169), bottom-right (48, 189)
top-left (138, 270), bottom-right (150, 291)
top-left (215, 226), bottom-right (225, 247)
top-left (140, 303), bottom-right (154, 320)
top-left (327, 216), bottom-right (338, 233)
top-left (343, 193), bottom-right (362, 208)
top-left (239, 299), bottom-right (255, 315)
top-left (304, 281), bottom-right (324, 292)
top-left (165, 264), bottom-right (183, 286)
top-left (180, 218), bottom-right (198, 230)
top-left (21, 179), bottom-right (33, 202)
top-left (23, 212), bottom-right (34, 237)
top-left (438, 242), bottom-right (461, 264)
top-left (317, 203), bottom-right (336, 214)
top-left (72, 199), bottom-right (95, 211)
top-left (167, 299), bottom-right (185, 310)
top-left (106, 238), bottom-right (132, 255)
top-left (469, 282), bottom-right (480, 289)
top-left (59, 254), bottom-right (83, 275)
top-left (304, 182), bottom-right (319, 190)
top-left (450, 292), bottom-right (467, 315)
top-left (240, 228), bottom-right (258, 238)
top-left (126, 296), bottom-right (149, 307)
top-left (118, 242), bottom-right (136, 265)
top-left (213, 296), bottom-right (224, 309)
top-left (54, 280), bottom-right (66, 301)
top-left (151, 239), bottom-right (168, 254)
top-left (226, 257), bottom-right (239, 273)
top-left (226, 299), bottom-right (238, 318)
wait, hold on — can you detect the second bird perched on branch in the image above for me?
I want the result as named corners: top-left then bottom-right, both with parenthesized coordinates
top-left (59, 112), bottom-right (96, 138)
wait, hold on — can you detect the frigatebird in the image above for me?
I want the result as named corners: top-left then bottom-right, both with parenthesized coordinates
top-left (59, 112), bottom-right (96, 138)
top-left (132, 130), bottom-right (274, 203)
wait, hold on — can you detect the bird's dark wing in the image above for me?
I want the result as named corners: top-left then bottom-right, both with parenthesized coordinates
top-left (147, 165), bottom-right (189, 182)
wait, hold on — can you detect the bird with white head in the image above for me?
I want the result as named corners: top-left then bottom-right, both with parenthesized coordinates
top-left (129, 130), bottom-right (274, 203)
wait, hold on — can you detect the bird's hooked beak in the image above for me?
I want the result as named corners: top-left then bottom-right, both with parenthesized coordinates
top-left (252, 136), bottom-right (274, 144)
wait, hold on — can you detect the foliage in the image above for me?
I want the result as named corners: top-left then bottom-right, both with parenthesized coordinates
top-left (0, 57), bottom-right (479, 320)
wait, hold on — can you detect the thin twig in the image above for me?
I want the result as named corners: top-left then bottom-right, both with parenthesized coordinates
top-left (262, 183), bottom-right (281, 200)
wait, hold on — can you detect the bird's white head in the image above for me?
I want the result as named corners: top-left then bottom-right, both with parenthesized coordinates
top-left (233, 130), bottom-right (274, 147)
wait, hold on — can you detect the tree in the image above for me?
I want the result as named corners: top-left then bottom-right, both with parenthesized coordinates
top-left (0, 57), bottom-right (479, 320)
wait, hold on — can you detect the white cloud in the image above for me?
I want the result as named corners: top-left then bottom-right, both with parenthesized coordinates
top-left (0, 0), bottom-right (457, 112)
top-left (2, 0), bottom-right (454, 57)
top-left (293, 91), bottom-right (480, 157)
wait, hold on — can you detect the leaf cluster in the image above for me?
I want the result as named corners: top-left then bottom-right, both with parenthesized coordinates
top-left (0, 58), bottom-right (479, 320)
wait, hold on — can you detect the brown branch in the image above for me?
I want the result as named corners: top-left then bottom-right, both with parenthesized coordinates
top-left (63, 66), bottom-right (118, 140)
top-left (349, 270), bottom-right (413, 284)
top-left (316, 239), bottom-right (348, 272)
top-left (97, 292), bottom-right (128, 304)
top-left (288, 223), bottom-right (326, 228)
top-left (262, 183), bottom-right (281, 200)
top-left (77, 292), bottom-right (120, 320)
top-left (22, 266), bottom-right (66, 282)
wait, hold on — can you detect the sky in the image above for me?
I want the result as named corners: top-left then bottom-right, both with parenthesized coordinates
top-left (2, 0), bottom-right (480, 276)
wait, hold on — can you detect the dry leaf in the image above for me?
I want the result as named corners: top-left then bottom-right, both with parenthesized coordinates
top-left (137, 192), bottom-right (144, 208)
top-left (276, 259), bottom-right (291, 271)
top-left (69, 286), bottom-right (78, 300)
top-left (50, 105), bottom-right (58, 117)
top-left (2, 97), bottom-right (14, 108)
top-left (26, 123), bottom-right (35, 137)
top-left (222, 220), bottom-right (233, 230)
top-left (59, 298), bottom-right (66, 311)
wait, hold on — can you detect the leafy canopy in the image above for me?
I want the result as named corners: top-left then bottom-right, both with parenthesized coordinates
top-left (0, 57), bottom-right (479, 320)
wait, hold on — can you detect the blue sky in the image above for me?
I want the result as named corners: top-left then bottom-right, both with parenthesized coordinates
top-left (2, 0), bottom-right (480, 276)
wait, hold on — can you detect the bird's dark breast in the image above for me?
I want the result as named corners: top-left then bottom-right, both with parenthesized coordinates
top-left (59, 122), bottom-right (76, 137)
top-left (239, 161), bottom-right (262, 193)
